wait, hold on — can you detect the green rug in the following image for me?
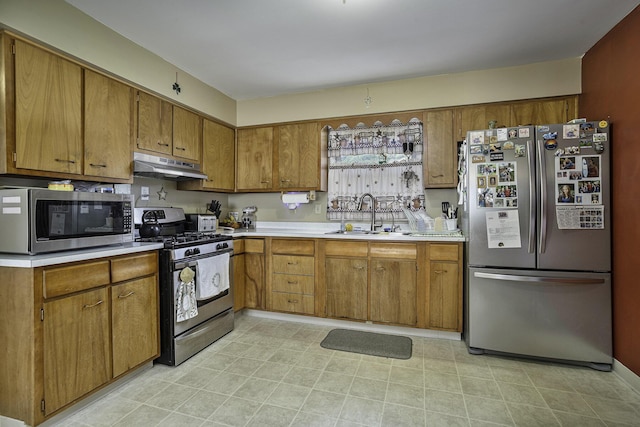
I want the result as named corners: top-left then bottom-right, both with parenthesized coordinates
top-left (320, 328), bottom-right (412, 359)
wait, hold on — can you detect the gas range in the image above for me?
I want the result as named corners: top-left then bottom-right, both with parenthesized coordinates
top-left (134, 207), bottom-right (233, 257)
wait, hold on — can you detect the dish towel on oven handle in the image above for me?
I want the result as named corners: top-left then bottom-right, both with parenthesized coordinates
top-left (176, 266), bottom-right (198, 322)
top-left (196, 252), bottom-right (230, 300)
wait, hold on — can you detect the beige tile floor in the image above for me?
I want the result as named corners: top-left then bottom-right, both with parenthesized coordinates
top-left (51, 314), bottom-right (640, 427)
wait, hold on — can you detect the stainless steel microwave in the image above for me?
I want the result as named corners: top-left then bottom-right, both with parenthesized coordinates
top-left (0, 188), bottom-right (134, 254)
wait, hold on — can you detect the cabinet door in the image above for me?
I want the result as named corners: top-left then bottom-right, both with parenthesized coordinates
top-left (172, 106), bottom-right (201, 162)
top-left (136, 91), bottom-right (172, 155)
top-left (202, 119), bottom-right (235, 191)
top-left (429, 261), bottom-right (461, 331)
top-left (245, 253), bottom-right (265, 309)
top-left (510, 98), bottom-right (571, 126)
top-left (370, 259), bottom-right (417, 326)
top-left (277, 123), bottom-right (320, 189)
top-left (325, 257), bottom-right (367, 320)
top-left (236, 127), bottom-right (273, 190)
top-left (43, 287), bottom-right (110, 415)
top-left (112, 276), bottom-right (159, 377)
top-left (454, 104), bottom-right (512, 141)
top-left (233, 253), bottom-right (246, 311)
top-left (84, 70), bottom-right (133, 179)
top-left (424, 109), bottom-right (456, 188)
top-left (15, 40), bottom-right (82, 174)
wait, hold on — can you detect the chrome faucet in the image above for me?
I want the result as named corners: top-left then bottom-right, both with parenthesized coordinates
top-left (358, 193), bottom-right (377, 231)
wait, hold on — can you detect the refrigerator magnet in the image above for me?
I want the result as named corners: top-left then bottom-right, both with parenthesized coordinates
top-left (508, 128), bottom-right (518, 138)
top-left (514, 144), bottom-right (526, 157)
top-left (580, 122), bottom-right (595, 134)
top-left (502, 141), bottom-right (514, 150)
top-left (580, 138), bottom-right (593, 148)
top-left (599, 120), bottom-right (608, 128)
top-left (563, 124), bottom-right (580, 139)
top-left (543, 131), bottom-right (558, 150)
top-left (594, 141), bottom-right (605, 153)
top-left (477, 176), bottom-right (487, 189)
top-left (496, 128), bottom-right (508, 141)
top-left (471, 155), bottom-right (486, 163)
top-left (554, 148), bottom-right (565, 157)
top-left (518, 128), bottom-right (530, 138)
top-left (470, 145), bottom-right (483, 154)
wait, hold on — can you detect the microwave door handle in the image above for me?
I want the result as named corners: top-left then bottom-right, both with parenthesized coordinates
top-left (537, 137), bottom-right (547, 254)
top-left (527, 138), bottom-right (535, 254)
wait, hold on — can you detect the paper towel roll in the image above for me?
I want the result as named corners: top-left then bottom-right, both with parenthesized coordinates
top-left (281, 193), bottom-right (309, 204)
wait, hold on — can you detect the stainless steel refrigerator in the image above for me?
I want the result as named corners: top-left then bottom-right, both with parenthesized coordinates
top-left (462, 121), bottom-right (612, 371)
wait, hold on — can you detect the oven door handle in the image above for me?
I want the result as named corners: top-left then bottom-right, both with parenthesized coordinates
top-left (174, 260), bottom-right (198, 271)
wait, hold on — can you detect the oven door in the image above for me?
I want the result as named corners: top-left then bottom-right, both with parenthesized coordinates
top-left (172, 250), bottom-right (234, 336)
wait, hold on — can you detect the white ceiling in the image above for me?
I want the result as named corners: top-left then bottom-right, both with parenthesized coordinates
top-left (65, 0), bottom-right (639, 101)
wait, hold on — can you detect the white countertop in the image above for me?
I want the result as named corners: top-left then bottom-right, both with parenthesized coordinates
top-left (0, 242), bottom-right (164, 268)
top-left (0, 222), bottom-right (464, 268)
top-left (229, 221), bottom-right (466, 243)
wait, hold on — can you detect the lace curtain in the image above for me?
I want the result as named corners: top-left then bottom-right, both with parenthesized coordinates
top-left (326, 118), bottom-right (424, 223)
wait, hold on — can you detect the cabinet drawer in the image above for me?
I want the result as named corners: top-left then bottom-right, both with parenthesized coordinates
top-left (429, 244), bottom-right (460, 261)
top-left (271, 292), bottom-right (314, 315)
top-left (43, 260), bottom-right (111, 298)
top-left (370, 243), bottom-right (417, 259)
top-left (272, 255), bottom-right (314, 275)
top-left (233, 239), bottom-right (245, 254)
top-left (244, 238), bottom-right (264, 253)
top-left (271, 239), bottom-right (314, 255)
top-left (324, 241), bottom-right (368, 257)
top-left (111, 252), bottom-right (158, 283)
top-left (272, 274), bottom-right (314, 294)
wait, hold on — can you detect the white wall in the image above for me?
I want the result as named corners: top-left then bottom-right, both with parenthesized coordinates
top-left (237, 58), bottom-right (582, 126)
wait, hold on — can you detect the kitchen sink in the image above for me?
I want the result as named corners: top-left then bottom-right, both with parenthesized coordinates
top-left (324, 229), bottom-right (380, 235)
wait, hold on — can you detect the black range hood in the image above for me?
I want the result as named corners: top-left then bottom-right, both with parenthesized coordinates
top-left (133, 152), bottom-right (208, 181)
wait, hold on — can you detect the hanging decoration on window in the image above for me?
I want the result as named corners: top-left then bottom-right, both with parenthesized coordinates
top-left (327, 118), bottom-right (424, 224)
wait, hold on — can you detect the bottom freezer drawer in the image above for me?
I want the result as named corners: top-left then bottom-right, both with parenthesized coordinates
top-left (467, 267), bottom-right (612, 366)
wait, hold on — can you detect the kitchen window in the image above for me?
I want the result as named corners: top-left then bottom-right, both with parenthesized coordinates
top-left (327, 118), bottom-right (424, 224)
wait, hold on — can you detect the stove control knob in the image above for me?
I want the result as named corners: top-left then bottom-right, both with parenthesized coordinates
top-left (185, 248), bottom-right (201, 256)
top-left (216, 242), bottom-right (228, 250)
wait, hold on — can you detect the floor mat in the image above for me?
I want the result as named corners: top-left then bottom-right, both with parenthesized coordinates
top-left (320, 328), bottom-right (412, 359)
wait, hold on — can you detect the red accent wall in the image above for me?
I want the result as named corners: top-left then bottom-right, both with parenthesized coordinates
top-left (581, 5), bottom-right (640, 375)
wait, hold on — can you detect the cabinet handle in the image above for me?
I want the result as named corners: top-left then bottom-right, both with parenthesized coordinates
top-left (287, 299), bottom-right (299, 304)
top-left (89, 163), bottom-right (107, 168)
top-left (431, 174), bottom-right (444, 178)
top-left (354, 266), bottom-right (366, 270)
top-left (55, 158), bottom-right (76, 164)
top-left (261, 180), bottom-right (271, 184)
top-left (157, 141), bottom-right (170, 147)
top-left (175, 146), bottom-right (186, 151)
top-left (375, 266), bottom-right (386, 271)
top-left (287, 261), bottom-right (298, 265)
top-left (118, 291), bottom-right (135, 299)
top-left (280, 179), bottom-right (291, 183)
top-left (287, 280), bottom-right (298, 285)
top-left (83, 300), bottom-right (104, 309)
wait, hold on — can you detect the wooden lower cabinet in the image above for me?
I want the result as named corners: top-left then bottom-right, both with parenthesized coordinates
top-left (325, 257), bottom-right (368, 320)
top-left (269, 239), bottom-right (316, 315)
top-left (370, 259), bottom-right (417, 326)
top-left (43, 286), bottom-right (111, 416)
top-left (0, 251), bottom-right (159, 426)
top-left (427, 243), bottom-right (463, 331)
top-left (244, 238), bottom-right (265, 309)
top-left (235, 237), bottom-right (463, 332)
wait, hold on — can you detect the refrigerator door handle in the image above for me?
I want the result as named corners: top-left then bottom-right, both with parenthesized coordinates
top-left (537, 138), bottom-right (547, 254)
top-left (527, 138), bottom-right (536, 254)
top-left (474, 271), bottom-right (605, 285)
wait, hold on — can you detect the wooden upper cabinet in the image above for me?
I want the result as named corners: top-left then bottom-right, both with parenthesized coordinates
top-left (202, 119), bottom-right (235, 191)
top-left (136, 91), bottom-right (173, 156)
top-left (84, 70), bottom-right (133, 180)
top-left (511, 97), bottom-right (576, 126)
top-left (454, 104), bottom-right (512, 141)
top-left (14, 39), bottom-right (82, 174)
top-left (236, 127), bottom-right (274, 191)
top-left (277, 122), bottom-right (321, 190)
top-left (172, 106), bottom-right (201, 162)
top-left (423, 109), bottom-right (456, 188)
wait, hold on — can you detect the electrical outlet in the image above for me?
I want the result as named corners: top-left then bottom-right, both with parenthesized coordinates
top-left (315, 203), bottom-right (322, 214)
top-left (141, 186), bottom-right (149, 201)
